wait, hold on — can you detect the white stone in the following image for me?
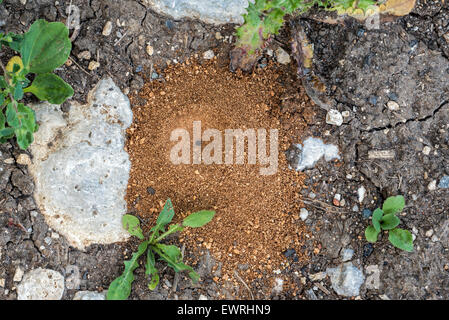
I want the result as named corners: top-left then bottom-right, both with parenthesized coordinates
top-left (198, 294), bottom-right (208, 300)
top-left (365, 265), bottom-right (381, 290)
top-left (386, 101), bottom-right (400, 111)
top-left (28, 78), bottom-right (132, 250)
top-left (275, 47), bottom-right (291, 65)
top-left (292, 137), bottom-right (340, 171)
top-left (299, 208), bottom-right (309, 221)
top-left (17, 268), bottom-right (64, 300)
top-left (326, 262), bottom-right (365, 297)
top-left (272, 278), bottom-right (284, 293)
top-left (143, 0), bottom-right (250, 25)
top-left (13, 267), bottom-right (24, 282)
top-left (341, 248), bottom-right (354, 262)
top-left (73, 291), bottom-right (107, 300)
top-left (203, 49), bottom-right (215, 60)
top-left (326, 109), bottom-right (343, 126)
top-left (425, 229), bottom-right (433, 238)
top-left (358, 186), bottom-right (366, 203)
top-left (428, 180), bottom-right (437, 191)
top-left (422, 146), bottom-right (431, 155)
top-left (0, 278), bottom-right (5, 287)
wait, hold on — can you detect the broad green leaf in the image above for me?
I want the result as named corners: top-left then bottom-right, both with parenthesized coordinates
top-left (1, 33), bottom-right (23, 51)
top-left (15, 127), bottom-right (34, 150)
top-left (6, 103), bottom-right (20, 128)
top-left (372, 208), bottom-right (383, 233)
top-left (153, 244), bottom-right (200, 283)
top-left (20, 19), bottom-right (71, 74)
top-left (145, 248), bottom-right (159, 290)
top-left (380, 213), bottom-right (401, 230)
top-left (183, 210), bottom-right (215, 228)
top-left (23, 73), bottom-right (73, 104)
top-left (107, 240), bottom-right (149, 300)
top-left (382, 195), bottom-right (405, 215)
top-left (16, 103), bottom-right (38, 133)
top-left (388, 228), bottom-right (413, 252)
top-left (365, 225), bottom-right (380, 243)
top-left (122, 214), bottom-right (144, 240)
top-left (0, 111), bottom-right (4, 129)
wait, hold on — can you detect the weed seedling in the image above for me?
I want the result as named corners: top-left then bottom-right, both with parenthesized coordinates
top-left (1, 19), bottom-right (73, 149)
top-left (107, 198), bottom-right (215, 300)
top-left (365, 195), bottom-right (413, 252)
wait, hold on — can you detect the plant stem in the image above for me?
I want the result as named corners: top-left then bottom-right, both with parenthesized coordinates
top-left (151, 224), bottom-right (183, 244)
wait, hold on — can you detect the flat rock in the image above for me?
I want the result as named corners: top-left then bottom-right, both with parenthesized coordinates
top-left (28, 78), bottom-right (132, 250)
top-left (143, 0), bottom-right (249, 25)
top-left (17, 268), bottom-right (64, 300)
top-left (327, 262), bottom-right (365, 297)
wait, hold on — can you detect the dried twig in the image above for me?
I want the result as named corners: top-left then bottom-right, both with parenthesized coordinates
top-left (233, 270), bottom-right (254, 300)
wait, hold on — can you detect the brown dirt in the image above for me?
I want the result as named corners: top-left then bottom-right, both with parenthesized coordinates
top-left (126, 57), bottom-right (315, 298)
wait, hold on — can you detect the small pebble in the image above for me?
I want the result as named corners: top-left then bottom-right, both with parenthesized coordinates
top-left (146, 45), bottom-right (154, 56)
top-left (362, 208), bottom-right (372, 219)
top-left (77, 50), bottom-right (91, 60)
top-left (387, 101), bottom-right (400, 111)
top-left (13, 267), bottom-right (24, 282)
top-left (88, 61), bottom-right (100, 71)
top-left (326, 109), bottom-right (343, 126)
top-left (275, 47), bottom-right (291, 64)
top-left (299, 208), bottom-right (309, 221)
top-left (438, 176), bottom-right (449, 189)
top-left (102, 21), bottom-right (113, 36)
top-left (422, 146), bottom-right (431, 155)
top-left (16, 154), bottom-right (31, 165)
top-left (428, 180), bottom-right (437, 191)
top-left (425, 229), bottom-right (433, 238)
top-left (363, 243), bottom-right (374, 258)
top-left (203, 50), bottom-right (215, 60)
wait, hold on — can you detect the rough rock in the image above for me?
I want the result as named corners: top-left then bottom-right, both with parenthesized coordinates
top-left (143, 0), bottom-right (250, 25)
top-left (327, 262), bottom-right (365, 297)
top-left (73, 291), bottom-right (107, 300)
top-left (28, 78), bottom-right (132, 250)
top-left (286, 137), bottom-right (340, 171)
top-left (17, 268), bottom-right (65, 300)
top-left (365, 265), bottom-right (381, 290)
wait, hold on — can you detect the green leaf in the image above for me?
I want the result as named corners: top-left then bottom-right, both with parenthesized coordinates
top-left (23, 73), bottom-right (73, 104)
top-left (365, 225), bottom-right (380, 243)
top-left (182, 210), bottom-right (215, 228)
top-left (372, 208), bottom-right (383, 233)
top-left (6, 103), bottom-right (20, 128)
top-left (107, 240), bottom-right (149, 300)
top-left (13, 83), bottom-right (23, 100)
top-left (153, 244), bottom-right (200, 284)
top-left (0, 76), bottom-right (7, 89)
top-left (20, 19), bottom-right (71, 74)
top-left (382, 195), bottom-right (405, 215)
top-left (122, 214), bottom-right (144, 240)
top-left (145, 248), bottom-right (159, 290)
top-left (149, 198), bottom-right (175, 239)
top-left (15, 127), bottom-right (34, 150)
top-left (380, 213), bottom-right (401, 230)
top-left (16, 103), bottom-right (38, 133)
top-left (388, 228), bottom-right (413, 252)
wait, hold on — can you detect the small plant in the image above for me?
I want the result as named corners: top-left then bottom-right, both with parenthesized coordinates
top-left (107, 198), bottom-right (215, 300)
top-left (365, 195), bottom-right (413, 252)
top-left (0, 19), bottom-right (73, 150)
top-left (231, 0), bottom-right (416, 71)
